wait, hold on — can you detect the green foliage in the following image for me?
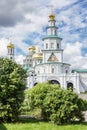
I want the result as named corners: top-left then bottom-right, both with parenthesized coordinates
top-left (21, 89), bottom-right (32, 115)
top-left (1, 121), bottom-right (87, 130)
top-left (0, 58), bottom-right (27, 122)
top-left (27, 83), bottom-right (85, 124)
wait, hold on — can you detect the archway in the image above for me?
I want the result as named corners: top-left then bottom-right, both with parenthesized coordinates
top-left (49, 80), bottom-right (60, 85)
top-left (34, 82), bottom-right (38, 86)
top-left (67, 82), bottom-right (73, 91)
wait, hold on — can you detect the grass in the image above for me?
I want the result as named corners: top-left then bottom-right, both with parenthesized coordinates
top-left (0, 118), bottom-right (87, 130)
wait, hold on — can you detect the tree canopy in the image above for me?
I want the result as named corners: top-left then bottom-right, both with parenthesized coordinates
top-left (0, 58), bottom-right (27, 122)
top-left (28, 83), bottom-right (85, 124)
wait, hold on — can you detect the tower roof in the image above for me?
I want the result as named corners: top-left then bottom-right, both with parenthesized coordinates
top-left (29, 45), bottom-right (35, 51)
top-left (32, 52), bottom-right (43, 60)
top-left (23, 66), bottom-right (29, 71)
top-left (7, 42), bottom-right (14, 48)
top-left (49, 13), bottom-right (55, 20)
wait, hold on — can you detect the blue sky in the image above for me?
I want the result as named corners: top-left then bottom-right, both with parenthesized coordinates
top-left (0, 0), bottom-right (87, 68)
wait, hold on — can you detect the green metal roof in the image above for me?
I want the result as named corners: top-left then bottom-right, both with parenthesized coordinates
top-left (23, 66), bottom-right (29, 71)
top-left (42, 35), bottom-right (62, 40)
top-left (42, 49), bottom-right (63, 51)
top-left (48, 20), bottom-right (56, 22)
top-left (35, 62), bottom-right (70, 67)
top-left (46, 26), bottom-right (58, 29)
top-left (73, 69), bottom-right (87, 73)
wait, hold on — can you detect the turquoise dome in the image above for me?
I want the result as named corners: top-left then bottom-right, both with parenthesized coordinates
top-left (23, 66), bottom-right (29, 71)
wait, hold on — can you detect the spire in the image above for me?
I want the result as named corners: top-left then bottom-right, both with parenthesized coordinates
top-left (49, 5), bottom-right (55, 20)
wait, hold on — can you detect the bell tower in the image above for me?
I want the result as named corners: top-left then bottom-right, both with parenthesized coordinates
top-left (7, 41), bottom-right (15, 60)
top-left (42, 10), bottom-right (63, 63)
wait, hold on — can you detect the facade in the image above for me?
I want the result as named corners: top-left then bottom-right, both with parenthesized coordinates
top-left (7, 12), bottom-right (87, 93)
top-left (23, 46), bottom-right (35, 71)
top-left (25, 12), bottom-right (87, 93)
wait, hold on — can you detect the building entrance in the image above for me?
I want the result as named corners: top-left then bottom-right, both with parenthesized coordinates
top-left (67, 82), bottom-right (73, 91)
top-left (49, 80), bottom-right (60, 85)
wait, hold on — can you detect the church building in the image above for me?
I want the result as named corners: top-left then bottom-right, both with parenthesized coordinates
top-left (7, 12), bottom-right (87, 93)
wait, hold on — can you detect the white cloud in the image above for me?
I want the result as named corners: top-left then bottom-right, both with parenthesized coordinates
top-left (0, 0), bottom-right (86, 70)
top-left (15, 54), bottom-right (25, 65)
top-left (0, 38), bottom-right (9, 57)
top-left (50, 0), bottom-right (77, 9)
top-left (64, 42), bottom-right (82, 57)
top-left (64, 42), bottom-right (87, 69)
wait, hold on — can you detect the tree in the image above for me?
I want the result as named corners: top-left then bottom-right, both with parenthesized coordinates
top-left (29, 83), bottom-right (85, 124)
top-left (0, 58), bottom-right (27, 122)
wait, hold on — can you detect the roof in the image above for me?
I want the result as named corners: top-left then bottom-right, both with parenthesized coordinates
top-left (42, 49), bottom-right (63, 52)
top-left (32, 52), bottom-right (43, 60)
top-left (42, 35), bottom-right (62, 40)
top-left (29, 46), bottom-right (35, 51)
top-left (49, 14), bottom-right (55, 21)
top-left (7, 42), bottom-right (14, 48)
top-left (23, 66), bottom-right (29, 71)
top-left (35, 62), bottom-right (71, 67)
top-left (73, 69), bottom-right (87, 73)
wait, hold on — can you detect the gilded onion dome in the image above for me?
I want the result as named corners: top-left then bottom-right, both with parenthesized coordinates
top-left (7, 42), bottom-right (14, 48)
top-left (49, 13), bottom-right (55, 20)
top-left (32, 52), bottom-right (43, 60)
top-left (29, 46), bottom-right (35, 52)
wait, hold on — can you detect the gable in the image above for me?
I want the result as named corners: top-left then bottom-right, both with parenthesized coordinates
top-left (48, 52), bottom-right (58, 62)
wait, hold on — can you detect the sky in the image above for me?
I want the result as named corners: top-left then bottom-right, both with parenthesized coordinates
top-left (0, 0), bottom-right (87, 69)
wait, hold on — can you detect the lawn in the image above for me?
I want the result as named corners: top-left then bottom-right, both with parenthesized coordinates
top-left (0, 119), bottom-right (87, 130)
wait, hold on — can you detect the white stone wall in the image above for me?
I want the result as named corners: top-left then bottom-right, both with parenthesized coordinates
top-left (27, 70), bottom-right (87, 93)
top-left (35, 63), bottom-right (70, 75)
top-left (43, 39), bottom-right (61, 50)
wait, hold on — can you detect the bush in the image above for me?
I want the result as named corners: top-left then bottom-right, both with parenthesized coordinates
top-left (0, 58), bottom-right (27, 122)
top-left (25, 83), bottom-right (85, 124)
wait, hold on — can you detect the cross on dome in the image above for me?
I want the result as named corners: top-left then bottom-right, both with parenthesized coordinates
top-left (49, 5), bottom-right (55, 20)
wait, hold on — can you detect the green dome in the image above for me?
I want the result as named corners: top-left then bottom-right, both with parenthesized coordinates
top-left (23, 66), bottom-right (29, 71)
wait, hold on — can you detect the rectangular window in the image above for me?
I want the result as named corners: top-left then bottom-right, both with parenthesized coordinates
top-left (51, 43), bottom-right (54, 49)
top-left (57, 43), bottom-right (59, 49)
top-left (30, 59), bottom-right (32, 62)
top-left (46, 43), bottom-right (48, 49)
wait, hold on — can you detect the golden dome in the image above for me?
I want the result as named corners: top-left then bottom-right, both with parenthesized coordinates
top-left (7, 42), bottom-right (14, 48)
top-left (29, 46), bottom-right (35, 51)
top-left (32, 52), bottom-right (43, 60)
top-left (49, 14), bottom-right (55, 20)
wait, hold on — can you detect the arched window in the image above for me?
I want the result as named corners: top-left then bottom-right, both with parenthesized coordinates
top-left (10, 57), bottom-right (12, 59)
top-left (49, 80), bottom-right (60, 85)
top-left (67, 82), bottom-right (73, 91)
top-left (34, 82), bottom-right (38, 86)
top-left (66, 70), bottom-right (68, 74)
top-left (57, 43), bottom-right (59, 49)
top-left (52, 68), bottom-right (54, 73)
top-left (51, 43), bottom-right (54, 49)
top-left (55, 29), bottom-right (57, 35)
top-left (46, 43), bottom-right (48, 49)
top-left (11, 48), bottom-right (12, 54)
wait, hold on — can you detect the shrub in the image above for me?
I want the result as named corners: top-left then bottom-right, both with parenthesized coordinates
top-left (0, 58), bottom-right (27, 122)
top-left (26, 83), bottom-right (85, 124)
